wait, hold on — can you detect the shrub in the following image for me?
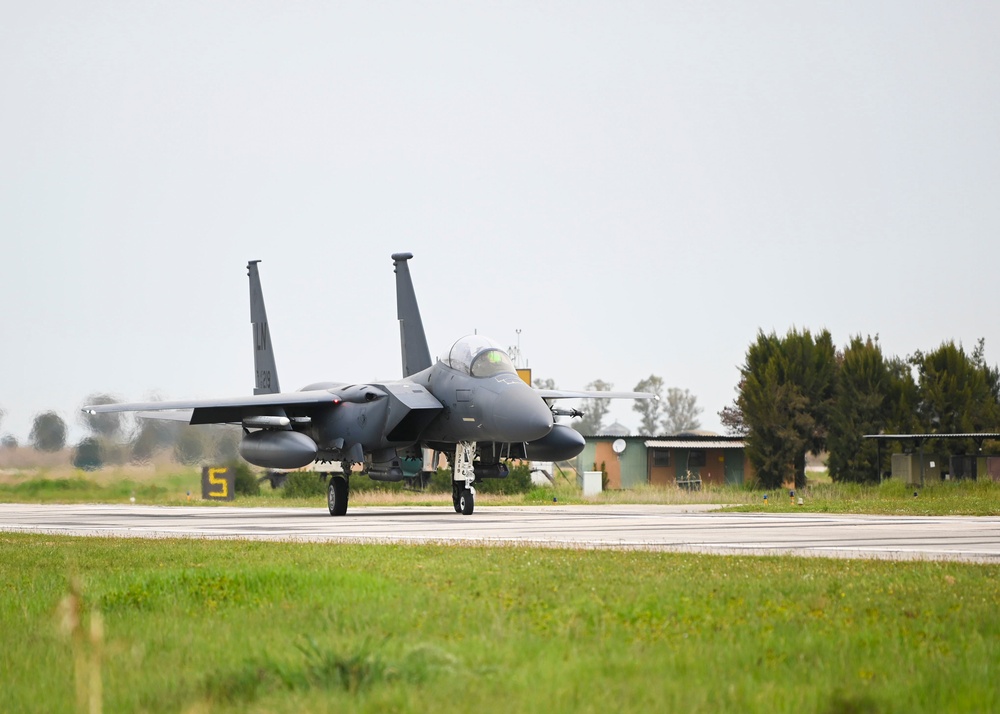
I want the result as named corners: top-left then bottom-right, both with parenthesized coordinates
top-left (73, 437), bottom-right (103, 471)
top-left (282, 471), bottom-right (328, 499)
top-left (427, 467), bottom-right (454, 493)
top-left (426, 463), bottom-right (535, 495)
top-left (475, 463), bottom-right (533, 495)
top-left (231, 461), bottom-right (261, 497)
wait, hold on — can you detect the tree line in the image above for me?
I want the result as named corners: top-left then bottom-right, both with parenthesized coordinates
top-left (4, 393), bottom-right (241, 469)
top-left (4, 375), bottom-right (706, 467)
top-left (26, 328), bottom-right (993, 486)
top-left (722, 330), bottom-right (1000, 489)
top-left (533, 376), bottom-right (702, 436)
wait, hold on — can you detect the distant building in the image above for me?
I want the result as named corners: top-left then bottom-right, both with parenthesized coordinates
top-left (603, 421), bottom-right (630, 437)
top-left (576, 431), bottom-right (753, 489)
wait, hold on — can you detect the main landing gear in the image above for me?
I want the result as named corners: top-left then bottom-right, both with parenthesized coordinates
top-left (452, 441), bottom-right (476, 515)
top-left (328, 475), bottom-right (349, 516)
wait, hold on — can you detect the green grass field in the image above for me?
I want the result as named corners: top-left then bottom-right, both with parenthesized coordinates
top-left (2, 466), bottom-right (1000, 516)
top-left (1, 533), bottom-right (998, 713)
top-left (724, 477), bottom-right (1000, 516)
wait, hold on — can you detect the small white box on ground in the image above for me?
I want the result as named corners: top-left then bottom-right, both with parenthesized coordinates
top-left (582, 471), bottom-right (603, 497)
top-left (530, 461), bottom-right (554, 486)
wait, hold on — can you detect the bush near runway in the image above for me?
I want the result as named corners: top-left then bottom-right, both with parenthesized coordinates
top-left (1, 533), bottom-right (998, 714)
top-left (1, 464), bottom-right (1000, 515)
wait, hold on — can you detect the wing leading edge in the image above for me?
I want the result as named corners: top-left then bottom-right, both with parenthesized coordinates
top-left (535, 389), bottom-right (658, 401)
top-left (84, 389), bottom-right (342, 425)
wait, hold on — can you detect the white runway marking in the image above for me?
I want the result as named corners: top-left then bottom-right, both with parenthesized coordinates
top-left (1, 503), bottom-right (999, 562)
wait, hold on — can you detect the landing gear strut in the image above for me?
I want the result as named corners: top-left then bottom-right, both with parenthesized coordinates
top-left (328, 475), bottom-right (349, 516)
top-left (453, 441), bottom-right (476, 516)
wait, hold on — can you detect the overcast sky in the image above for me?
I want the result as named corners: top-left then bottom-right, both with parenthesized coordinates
top-left (2, 1), bottom-right (999, 443)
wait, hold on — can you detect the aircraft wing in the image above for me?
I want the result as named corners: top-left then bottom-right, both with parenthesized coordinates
top-left (135, 409), bottom-right (195, 423)
top-left (534, 389), bottom-right (657, 401)
top-left (83, 389), bottom-right (343, 425)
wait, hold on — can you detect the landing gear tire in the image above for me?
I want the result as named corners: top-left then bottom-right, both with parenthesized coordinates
top-left (328, 476), bottom-right (349, 516)
top-left (458, 488), bottom-right (475, 515)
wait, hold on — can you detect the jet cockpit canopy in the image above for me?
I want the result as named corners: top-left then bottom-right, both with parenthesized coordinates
top-left (440, 335), bottom-right (516, 378)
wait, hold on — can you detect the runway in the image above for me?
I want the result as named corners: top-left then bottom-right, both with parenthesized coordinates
top-left (1, 503), bottom-right (999, 562)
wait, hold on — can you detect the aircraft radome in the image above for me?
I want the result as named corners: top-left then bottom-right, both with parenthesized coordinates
top-left (85, 253), bottom-right (653, 516)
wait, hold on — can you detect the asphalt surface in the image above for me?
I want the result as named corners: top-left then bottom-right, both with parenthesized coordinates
top-left (2, 503), bottom-right (999, 562)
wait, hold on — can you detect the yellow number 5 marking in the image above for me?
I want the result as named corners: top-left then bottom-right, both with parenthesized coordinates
top-left (208, 467), bottom-right (229, 498)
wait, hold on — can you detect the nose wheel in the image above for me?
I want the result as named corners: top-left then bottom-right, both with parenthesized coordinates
top-left (453, 484), bottom-right (475, 515)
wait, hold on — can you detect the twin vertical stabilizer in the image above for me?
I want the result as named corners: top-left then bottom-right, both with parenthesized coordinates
top-left (246, 255), bottom-right (429, 389)
top-left (248, 260), bottom-right (281, 395)
top-left (392, 252), bottom-right (432, 377)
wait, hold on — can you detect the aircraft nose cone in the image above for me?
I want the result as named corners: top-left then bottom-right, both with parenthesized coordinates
top-left (492, 384), bottom-right (554, 442)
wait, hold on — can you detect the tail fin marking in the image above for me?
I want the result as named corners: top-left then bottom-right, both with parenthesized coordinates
top-left (248, 260), bottom-right (281, 395)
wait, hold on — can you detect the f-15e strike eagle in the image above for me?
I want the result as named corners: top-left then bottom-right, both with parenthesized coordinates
top-left (85, 253), bottom-right (652, 515)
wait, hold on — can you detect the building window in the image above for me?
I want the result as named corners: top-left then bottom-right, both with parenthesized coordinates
top-left (653, 450), bottom-right (670, 467)
top-left (687, 450), bottom-right (706, 468)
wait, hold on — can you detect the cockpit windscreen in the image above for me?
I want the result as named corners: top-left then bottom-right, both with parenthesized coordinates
top-left (440, 335), bottom-right (516, 378)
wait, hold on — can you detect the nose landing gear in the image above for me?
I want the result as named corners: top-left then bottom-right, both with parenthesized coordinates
top-left (453, 441), bottom-right (477, 515)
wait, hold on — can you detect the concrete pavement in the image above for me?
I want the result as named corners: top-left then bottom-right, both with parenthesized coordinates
top-left (2, 503), bottom-right (999, 562)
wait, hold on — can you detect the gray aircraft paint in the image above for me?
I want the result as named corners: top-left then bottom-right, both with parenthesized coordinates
top-left (84, 253), bottom-right (653, 515)
top-left (392, 252), bottom-right (432, 378)
top-left (248, 260), bottom-right (280, 396)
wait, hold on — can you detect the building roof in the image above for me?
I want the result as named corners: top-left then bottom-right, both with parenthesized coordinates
top-left (645, 439), bottom-right (746, 449)
top-left (603, 421), bottom-right (630, 436)
top-left (863, 433), bottom-right (1000, 441)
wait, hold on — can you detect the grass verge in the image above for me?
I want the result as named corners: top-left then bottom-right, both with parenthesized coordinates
top-left (724, 477), bottom-right (1000, 516)
top-left (2, 466), bottom-right (999, 515)
top-left (1, 533), bottom-right (997, 713)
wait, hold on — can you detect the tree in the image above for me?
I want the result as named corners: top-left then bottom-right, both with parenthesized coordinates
top-left (79, 393), bottom-right (124, 440)
top-left (210, 426), bottom-right (242, 462)
top-left (129, 418), bottom-right (179, 463)
top-left (719, 380), bottom-right (749, 436)
top-left (973, 337), bottom-right (1000, 403)
top-left (910, 340), bottom-right (1000, 455)
top-left (662, 388), bottom-right (702, 434)
top-left (0, 410), bottom-right (12, 451)
top-left (827, 336), bottom-right (913, 483)
top-left (173, 426), bottom-right (206, 465)
top-left (30, 411), bottom-right (67, 452)
top-left (736, 329), bottom-right (836, 489)
top-left (632, 375), bottom-right (665, 435)
top-left (533, 377), bottom-right (556, 390)
top-left (572, 380), bottom-right (612, 435)
top-left (73, 437), bottom-right (103, 471)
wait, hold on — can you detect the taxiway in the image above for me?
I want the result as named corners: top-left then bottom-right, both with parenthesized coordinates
top-left (2, 503), bottom-right (999, 562)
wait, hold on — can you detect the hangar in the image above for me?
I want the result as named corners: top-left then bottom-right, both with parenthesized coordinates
top-left (863, 433), bottom-right (1000, 485)
top-left (576, 431), bottom-right (753, 489)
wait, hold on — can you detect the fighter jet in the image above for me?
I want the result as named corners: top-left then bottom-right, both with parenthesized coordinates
top-left (84, 253), bottom-right (653, 515)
